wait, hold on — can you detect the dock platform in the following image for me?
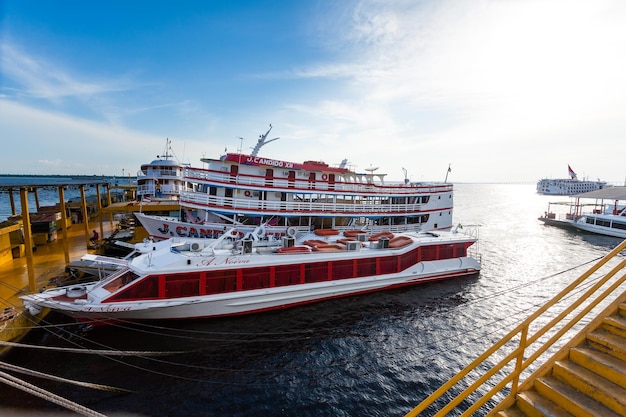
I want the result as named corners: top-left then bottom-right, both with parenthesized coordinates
top-left (0, 221), bottom-right (115, 356)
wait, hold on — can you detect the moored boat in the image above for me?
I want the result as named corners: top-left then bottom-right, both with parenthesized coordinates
top-left (538, 186), bottom-right (626, 238)
top-left (21, 224), bottom-right (480, 322)
top-left (536, 164), bottom-right (608, 195)
top-left (136, 125), bottom-right (457, 240)
top-left (136, 138), bottom-right (192, 201)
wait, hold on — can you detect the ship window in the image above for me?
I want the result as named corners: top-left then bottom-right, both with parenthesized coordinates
top-left (455, 243), bottom-right (468, 257)
top-left (242, 267), bottom-right (271, 290)
top-left (206, 270), bottom-right (237, 294)
top-left (275, 264), bottom-right (301, 286)
top-left (439, 244), bottom-right (455, 259)
top-left (356, 258), bottom-right (376, 277)
top-left (165, 273), bottom-right (201, 298)
top-left (596, 219), bottom-right (610, 227)
top-left (399, 249), bottom-right (419, 270)
top-left (332, 260), bottom-right (354, 280)
top-left (379, 256), bottom-right (397, 275)
top-left (421, 245), bottom-right (437, 261)
top-left (305, 263), bottom-right (328, 283)
top-left (105, 273), bottom-right (158, 301)
top-left (613, 221), bottom-right (626, 230)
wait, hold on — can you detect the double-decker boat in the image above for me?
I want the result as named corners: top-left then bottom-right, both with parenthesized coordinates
top-left (21, 223), bottom-right (480, 322)
top-left (135, 125), bottom-right (457, 240)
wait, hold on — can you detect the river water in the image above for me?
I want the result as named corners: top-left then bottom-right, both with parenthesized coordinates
top-left (0, 183), bottom-right (624, 416)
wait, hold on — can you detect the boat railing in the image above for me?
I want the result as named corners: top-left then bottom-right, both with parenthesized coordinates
top-left (137, 183), bottom-right (187, 197)
top-left (180, 192), bottom-right (424, 215)
top-left (404, 238), bottom-right (626, 417)
top-left (184, 167), bottom-right (452, 195)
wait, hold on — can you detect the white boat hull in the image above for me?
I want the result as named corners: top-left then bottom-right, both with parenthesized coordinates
top-left (23, 257), bottom-right (479, 321)
top-left (572, 217), bottom-right (626, 239)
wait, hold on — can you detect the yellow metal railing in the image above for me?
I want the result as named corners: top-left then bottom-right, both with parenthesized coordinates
top-left (405, 238), bottom-right (626, 417)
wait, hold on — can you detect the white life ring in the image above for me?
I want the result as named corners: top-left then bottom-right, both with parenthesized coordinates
top-left (286, 226), bottom-right (297, 237)
top-left (244, 190), bottom-right (251, 197)
top-left (321, 174), bottom-right (328, 181)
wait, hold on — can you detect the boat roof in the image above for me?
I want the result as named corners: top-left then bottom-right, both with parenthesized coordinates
top-left (574, 186), bottom-right (626, 200)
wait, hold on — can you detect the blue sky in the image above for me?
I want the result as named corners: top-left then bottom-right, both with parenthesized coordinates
top-left (1, 0), bottom-right (625, 184)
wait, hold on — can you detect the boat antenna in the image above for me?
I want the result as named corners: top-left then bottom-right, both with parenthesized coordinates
top-left (402, 167), bottom-right (409, 185)
top-left (444, 163), bottom-right (451, 183)
top-left (156, 138), bottom-right (173, 161)
top-left (237, 136), bottom-right (244, 164)
top-left (250, 124), bottom-right (280, 157)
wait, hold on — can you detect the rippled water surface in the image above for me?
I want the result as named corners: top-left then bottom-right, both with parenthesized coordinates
top-left (1, 183), bottom-right (623, 416)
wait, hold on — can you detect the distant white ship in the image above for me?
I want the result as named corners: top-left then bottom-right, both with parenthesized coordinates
top-left (536, 165), bottom-right (608, 195)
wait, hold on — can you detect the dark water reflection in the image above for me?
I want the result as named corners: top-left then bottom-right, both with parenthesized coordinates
top-left (2, 184), bottom-right (624, 416)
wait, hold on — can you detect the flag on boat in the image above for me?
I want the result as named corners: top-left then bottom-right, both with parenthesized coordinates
top-left (142, 196), bottom-right (151, 203)
top-left (568, 165), bottom-right (577, 179)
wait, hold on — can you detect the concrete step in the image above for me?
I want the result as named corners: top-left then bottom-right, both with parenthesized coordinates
top-left (516, 389), bottom-right (573, 417)
top-left (553, 360), bottom-right (626, 415)
top-left (534, 376), bottom-right (621, 417)
top-left (569, 345), bottom-right (626, 390)
top-left (603, 313), bottom-right (626, 338)
top-left (586, 328), bottom-right (626, 362)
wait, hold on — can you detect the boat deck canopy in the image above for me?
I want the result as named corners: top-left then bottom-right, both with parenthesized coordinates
top-left (574, 186), bottom-right (626, 200)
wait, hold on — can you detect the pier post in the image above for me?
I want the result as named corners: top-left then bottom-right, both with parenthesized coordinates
top-left (80, 185), bottom-right (90, 248)
top-left (58, 186), bottom-right (70, 264)
top-left (19, 187), bottom-right (36, 293)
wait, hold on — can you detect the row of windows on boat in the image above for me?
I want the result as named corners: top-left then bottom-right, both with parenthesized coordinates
top-left (104, 242), bottom-right (470, 302)
top-left (585, 218), bottom-right (626, 230)
top-left (191, 185), bottom-right (434, 204)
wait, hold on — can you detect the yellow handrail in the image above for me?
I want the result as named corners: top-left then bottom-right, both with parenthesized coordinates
top-left (405, 238), bottom-right (626, 417)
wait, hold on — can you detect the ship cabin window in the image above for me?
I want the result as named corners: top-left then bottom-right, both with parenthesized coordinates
top-left (165, 273), bottom-right (201, 298)
top-left (206, 270), bottom-right (237, 293)
top-left (439, 244), bottom-right (455, 259)
top-left (209, 186), bottom-right (217, 196)
top-left (274, 264), bottom-right (301, 286)
top-left (421, 245), bottom-right (438, 261)
top-left (265, 169), bottom-right (274, 186)
top-left (305, 263), bottom-right (328, 283)
top-left (242, 267), bottom-right (271, 290)
top-left (332, 260), bottom-right (354, 280)
top-left (104, 273), bottom-right (158, 301)
top-left (357, 258), bottom-right (377, 277)
top-left (613, 221), bottom-right (626, 230)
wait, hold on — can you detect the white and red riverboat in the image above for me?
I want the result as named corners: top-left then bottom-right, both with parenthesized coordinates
top-left (21, 224), bottom-right (480, 322)
top-left (136, 125), bottom-right (458, 240)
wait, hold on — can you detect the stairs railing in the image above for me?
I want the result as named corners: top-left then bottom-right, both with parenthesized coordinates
top-left (404, 239), bottom-right (626, 417)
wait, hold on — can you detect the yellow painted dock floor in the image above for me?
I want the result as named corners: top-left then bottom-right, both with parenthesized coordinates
top-left (0, 220), bottom-right (117, 355)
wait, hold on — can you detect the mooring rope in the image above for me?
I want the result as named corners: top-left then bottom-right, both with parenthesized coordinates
top-left (0, 340), bottom-right (184, 356)
top-left (0, 370), bottom-right (109, 417)
top-left (0, 361), bottom-right (132, 393)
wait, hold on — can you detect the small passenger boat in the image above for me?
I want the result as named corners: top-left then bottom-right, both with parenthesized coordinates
top-left (21, 224), bottom-right (480, 323)
top-left (538, 186), bottom-right (626, 239)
